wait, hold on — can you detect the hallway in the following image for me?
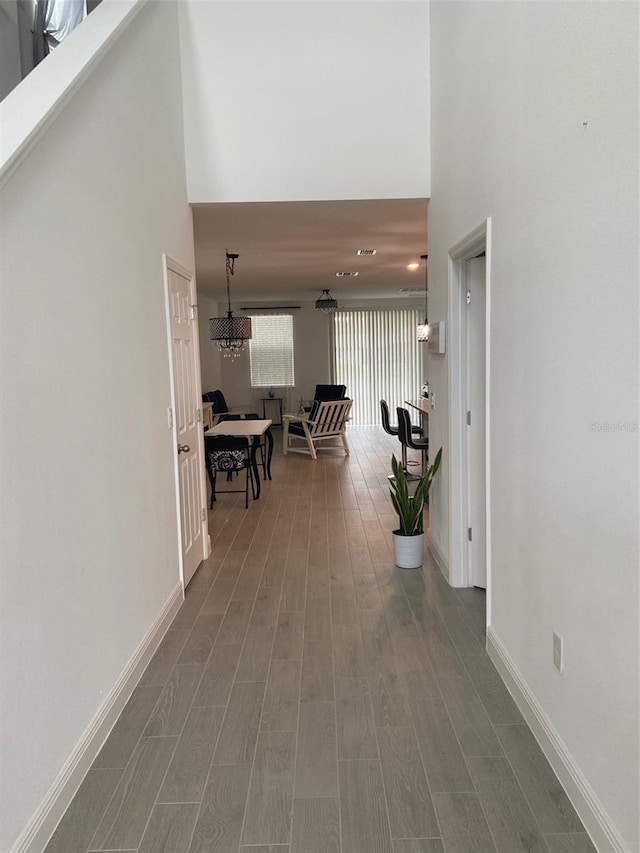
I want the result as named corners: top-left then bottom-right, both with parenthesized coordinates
top-left (46, 428), bottom-right (594, 853)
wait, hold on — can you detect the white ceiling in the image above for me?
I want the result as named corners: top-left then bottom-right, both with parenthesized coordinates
top-left (192, 198), bottom-right (429, 303)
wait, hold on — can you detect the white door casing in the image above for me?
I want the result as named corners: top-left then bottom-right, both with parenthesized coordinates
top-left (447, 219), bottom-right (491, 619)
top-left (466, 256), bottom-right (487, 588)
top-left (163, 256), bottom-right (208, 588)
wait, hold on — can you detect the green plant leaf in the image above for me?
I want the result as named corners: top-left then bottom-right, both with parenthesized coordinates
top-left (389, 448), bottom-right (443, 537)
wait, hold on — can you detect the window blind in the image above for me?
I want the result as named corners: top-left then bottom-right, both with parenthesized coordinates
top-left (332, 308), bottom-right (423, 425)
top-left (248, 314), bottom-right (295, 387)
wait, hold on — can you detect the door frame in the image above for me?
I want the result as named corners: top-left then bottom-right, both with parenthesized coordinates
top-left (447, 219), bottom-right (492, 606)
top-left (162, 254), bottom-right (210, 590)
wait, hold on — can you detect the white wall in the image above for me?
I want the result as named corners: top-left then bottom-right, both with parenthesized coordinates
top-left (198, 292), bottom-right (223, 393)
top-left (0, 2), bottom-right (194, 849)
top-left (428, 2), bottom-right (638, 850)
top-left (179, 0), bottom-right (430, 203)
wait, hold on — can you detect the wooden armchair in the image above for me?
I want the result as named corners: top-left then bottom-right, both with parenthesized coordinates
top-left (283, 399), bottom-right (353, 460)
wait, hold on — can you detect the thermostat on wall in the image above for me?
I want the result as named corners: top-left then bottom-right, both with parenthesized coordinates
top-left (427, 321), bottom-right (446, 354)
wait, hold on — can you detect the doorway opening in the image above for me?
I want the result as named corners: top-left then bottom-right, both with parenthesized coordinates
top-left (448, 220), bottom-right (491, 609)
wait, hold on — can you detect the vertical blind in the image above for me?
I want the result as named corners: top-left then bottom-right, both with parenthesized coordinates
top-left (248, 314), bottom-right (295, 387)
top-left (332, 308), bottom-right (423, 425)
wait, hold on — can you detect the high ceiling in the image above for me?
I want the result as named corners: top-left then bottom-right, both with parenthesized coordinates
top-left (192, 199), bottom-right (428, 303)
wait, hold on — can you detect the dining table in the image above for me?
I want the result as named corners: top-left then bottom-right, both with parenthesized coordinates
top-left (205, 419), bottom-right (273, 499)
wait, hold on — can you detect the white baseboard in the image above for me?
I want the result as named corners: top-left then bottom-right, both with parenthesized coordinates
top-left (487, 627), bottom-right (631, 853)
top-left (427, 528), bottom-right (449, 580)
top-left (10, 582), bottom-right (184, 853)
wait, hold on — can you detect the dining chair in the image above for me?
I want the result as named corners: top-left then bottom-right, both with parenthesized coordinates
top-left (205, 435), bottom-right (253, 508)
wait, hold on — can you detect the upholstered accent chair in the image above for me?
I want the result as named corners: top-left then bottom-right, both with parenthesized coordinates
top-left (303, 384), bottom-right (347, 412)
top-left (312, 384), bottom-right (347, 402)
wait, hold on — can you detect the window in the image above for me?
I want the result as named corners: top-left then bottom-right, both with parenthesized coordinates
top-left (333, 308), bottom-right (423, 425)
top-left (249, 314), bottom-right (295, 387)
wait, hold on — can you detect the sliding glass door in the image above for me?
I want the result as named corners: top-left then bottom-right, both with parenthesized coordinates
top-left (332, 308), bottom-right (423, 425)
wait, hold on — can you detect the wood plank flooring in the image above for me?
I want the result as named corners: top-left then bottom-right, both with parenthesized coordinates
top-left (45, 427), bottom-right (596, 853)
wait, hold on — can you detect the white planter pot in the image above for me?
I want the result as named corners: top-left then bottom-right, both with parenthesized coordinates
top-left (392, 531), bottom-right (424, 569)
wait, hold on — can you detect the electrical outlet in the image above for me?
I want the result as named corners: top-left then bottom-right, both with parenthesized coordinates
top-left (430, 392), bottom-right (435, 409)
top-left (553, 632), bottom-right (563, 673)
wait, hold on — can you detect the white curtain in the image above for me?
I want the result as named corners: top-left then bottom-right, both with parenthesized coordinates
top-left (46, 0), bottom-right (84, 49)
top-left (332, 308), bottom-right (423, 426)
top-left (33, 0), bottom-right (85, 63)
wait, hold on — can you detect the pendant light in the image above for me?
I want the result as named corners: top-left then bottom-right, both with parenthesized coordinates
top-left (417, 253), bottom-right (429, 342)
top-left (209, 251), bottom-right (252, 357)
top-left (315, 289), bottom-right (338, 313)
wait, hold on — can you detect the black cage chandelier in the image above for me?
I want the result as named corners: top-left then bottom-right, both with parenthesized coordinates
top-left (315, 289), bottom-right (338, 313)
top-left (209, 251), bottom-right (252, 357)
top-left (417, 253), bottom-right (429, 342)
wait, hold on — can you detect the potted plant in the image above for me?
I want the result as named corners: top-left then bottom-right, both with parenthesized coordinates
top-left (389, 448), bottom-right (442, 568)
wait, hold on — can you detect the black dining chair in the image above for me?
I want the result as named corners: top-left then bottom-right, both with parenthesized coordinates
top-left (205, 435), bottom-right (253, 509)
top-left (396, 406), bottom-right (429, 475)
top-left (380, 400), bottom-right (422, 471)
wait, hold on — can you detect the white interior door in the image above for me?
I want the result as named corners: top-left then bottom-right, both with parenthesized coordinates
top-left (465, 256), bottom-right (487, 588)
top-left (165, 258), bottom-right (207, 587)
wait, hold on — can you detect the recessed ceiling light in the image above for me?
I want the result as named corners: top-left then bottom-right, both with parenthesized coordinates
top-left (356, 249), bottom-right (377, 256)
top-left (335, 271), bottom-right (359, 277)
top-left (406, 262), bottom-right (420, 271)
